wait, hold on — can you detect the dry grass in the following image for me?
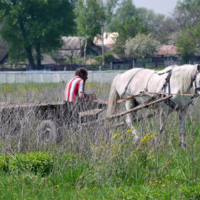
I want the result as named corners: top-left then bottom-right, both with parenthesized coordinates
top-left (0, 82), bottom-right (199, 199)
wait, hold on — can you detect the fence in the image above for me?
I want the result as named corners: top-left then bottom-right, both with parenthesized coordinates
top-left (0, 70), bottom-right (127, 84)
top-left (83, 61), bottom-right (198, 71)
top-left (1, 60), bottom-right (199, 72)
top-left (0, 61), bottom-right (199, 84)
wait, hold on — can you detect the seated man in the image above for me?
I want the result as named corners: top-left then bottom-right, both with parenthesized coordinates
top-left (64, 67), bottom-right (96, 102)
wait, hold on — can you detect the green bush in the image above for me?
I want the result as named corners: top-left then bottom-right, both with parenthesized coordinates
top-left (0, 151), bottom-right (53, 175)
top-left (94, 52), bottom-right (115, 64)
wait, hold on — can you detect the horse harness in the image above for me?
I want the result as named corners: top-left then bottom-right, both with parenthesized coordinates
top-left (122, 68), bottom-right (200, 112)
top-left (162, 70), bottom-right (199, 111)
top-left (192, 71), bottom-right (200, 95)
top-left (122, 68), bottom-right (144, 97)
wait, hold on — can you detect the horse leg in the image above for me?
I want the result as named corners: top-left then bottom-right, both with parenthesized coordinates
top-left (178, 110), bottom-right (186, 148)
top-left (125, 99), bottom-right (139, 142)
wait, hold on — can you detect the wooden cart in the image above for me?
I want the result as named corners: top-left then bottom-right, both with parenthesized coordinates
top-left (0, 100), bottom-right (107, 145)
top-left (0, 94), bottom-right (172, 145)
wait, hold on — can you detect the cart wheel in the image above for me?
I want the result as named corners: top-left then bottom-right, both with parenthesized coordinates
top-left (37, 120), bottom-right (57, 145)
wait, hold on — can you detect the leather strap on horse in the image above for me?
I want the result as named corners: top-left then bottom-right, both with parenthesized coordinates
top-left (160, 70), bottom-right (184, 111)
top-left (162, 70), bottom-right (198, 111)
top-left (145, 71), bottom-right (156, 92)
top-left (144, 69), bottom-right (180, 111)
top-left (121, 69), bottom-right (144, 97)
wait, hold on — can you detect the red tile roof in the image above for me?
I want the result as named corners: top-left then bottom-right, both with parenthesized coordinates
top-left (155, 45), bottom-right (179, 56)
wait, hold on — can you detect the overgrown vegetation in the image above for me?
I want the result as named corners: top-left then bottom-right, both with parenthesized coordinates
top-left (0, 81), bottom-right (199, 199)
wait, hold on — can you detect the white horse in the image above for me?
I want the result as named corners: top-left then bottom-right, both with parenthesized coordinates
top-left (107, 64), bottom-right (200, 147)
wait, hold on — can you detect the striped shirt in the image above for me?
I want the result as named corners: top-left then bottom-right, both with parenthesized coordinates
top-left (64, 76), bottom-right (85, 102)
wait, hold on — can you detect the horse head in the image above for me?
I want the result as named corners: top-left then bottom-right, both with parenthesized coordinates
top-left (193, 64), bottom-right (200, 96)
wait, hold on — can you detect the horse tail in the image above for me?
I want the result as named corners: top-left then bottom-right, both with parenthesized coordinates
top-left (106, 75), bottom-right (120, 117)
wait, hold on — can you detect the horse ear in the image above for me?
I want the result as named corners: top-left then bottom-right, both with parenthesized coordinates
top-left (197, 64), bottom-right (200, 72)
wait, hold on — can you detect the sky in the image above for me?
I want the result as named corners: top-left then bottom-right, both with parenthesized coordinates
top-left (133, 0), bottom-right (181, 16)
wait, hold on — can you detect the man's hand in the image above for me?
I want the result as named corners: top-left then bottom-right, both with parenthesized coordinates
top-left (79, 92), bottom-right (85, 99)
top-left (88, 94), bottom-right (96, 100)
top-left (79, 92), bottom-right (96, 100)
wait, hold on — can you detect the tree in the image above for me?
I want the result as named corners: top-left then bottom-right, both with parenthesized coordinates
top-left (75, 0), bottom-right (105, 44)
top-left (115, 16), bottom-right (149, 58)
top-left (173, 0), bottom-right (200, 30)
top-left (125, 34), bottom-right (160, 59)
top-left (176, 29), bottom-right (196, 63)
top-left (137, 7), bottom-right (177, 44)
top-left (0, 0), bottom-right (76, 69)
top-left (104, 0), bottom-right (118, 30)
top-left (106, 0), bottom-right (137, 32)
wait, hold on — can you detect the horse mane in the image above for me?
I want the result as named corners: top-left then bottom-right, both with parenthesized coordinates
top-left (156, 66), bottom-right (173, 75)
top-left (171, 64), bottom-right (197, 93)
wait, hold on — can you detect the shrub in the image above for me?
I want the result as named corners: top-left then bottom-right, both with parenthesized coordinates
top-left (0, 151), bottom-right (53, 175)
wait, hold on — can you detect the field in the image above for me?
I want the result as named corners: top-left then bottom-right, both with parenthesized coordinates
top-left (0, 82), bottom-right (200, 199)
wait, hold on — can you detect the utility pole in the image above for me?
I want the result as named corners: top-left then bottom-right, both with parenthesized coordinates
top-left (101, 20), bottom-right (105, 69)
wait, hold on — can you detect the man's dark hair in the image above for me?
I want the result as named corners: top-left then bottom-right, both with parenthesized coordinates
top-left (75, 68), bottom-right (88, 76)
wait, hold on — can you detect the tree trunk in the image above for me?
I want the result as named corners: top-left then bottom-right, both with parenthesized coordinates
top-left (18, 20), bottom-right (36, 70)
top-left (36, 42), bottom-right (42, 70)
top-left (26, 48), bottom-right (36, 70)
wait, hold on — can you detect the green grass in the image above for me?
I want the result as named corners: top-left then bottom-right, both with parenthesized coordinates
top-left (0, 127), bottom-right (200, 199)
top-left (1, 145), bottom-right (200, 199)
top-left (0, 82), bottom-right (199, 199)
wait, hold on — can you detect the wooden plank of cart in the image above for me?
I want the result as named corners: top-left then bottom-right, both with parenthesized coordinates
top-left (0, 93), bottom-right (172, 145)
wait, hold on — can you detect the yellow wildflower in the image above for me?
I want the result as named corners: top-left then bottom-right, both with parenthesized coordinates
top-left (112, 133), bottom-right (118, 139)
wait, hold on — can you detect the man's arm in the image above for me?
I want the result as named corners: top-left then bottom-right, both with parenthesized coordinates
top-left (78, 79), bottom-right (96, 100)
top-left (79, 92), bottom-right (96, 100)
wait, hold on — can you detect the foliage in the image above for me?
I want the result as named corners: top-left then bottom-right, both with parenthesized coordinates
top-left (137, 7), bottom-right (176, 44)
top-left (0, 152), bottom-right (53, 175)
top-left (110, 0), bottom-right (148, 58)
top-left (176, 30), bottom-right (196, 63)
top-left (75, 0), bottom-right (105, 44)
top-left (103, 0), bottom-right (118, 31)
top-left (106, 0), bottom-right (137, 32)
top-left (174, 0), bottom-right (200, 29)
top-left (125, 33), bottom-right (160, 59)
top-left (115, 17), bottom-right (149, 58)
top-left (0, 0), bottom-right (76, 69)
top-left (94, 52), bottom-right (115, 64)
